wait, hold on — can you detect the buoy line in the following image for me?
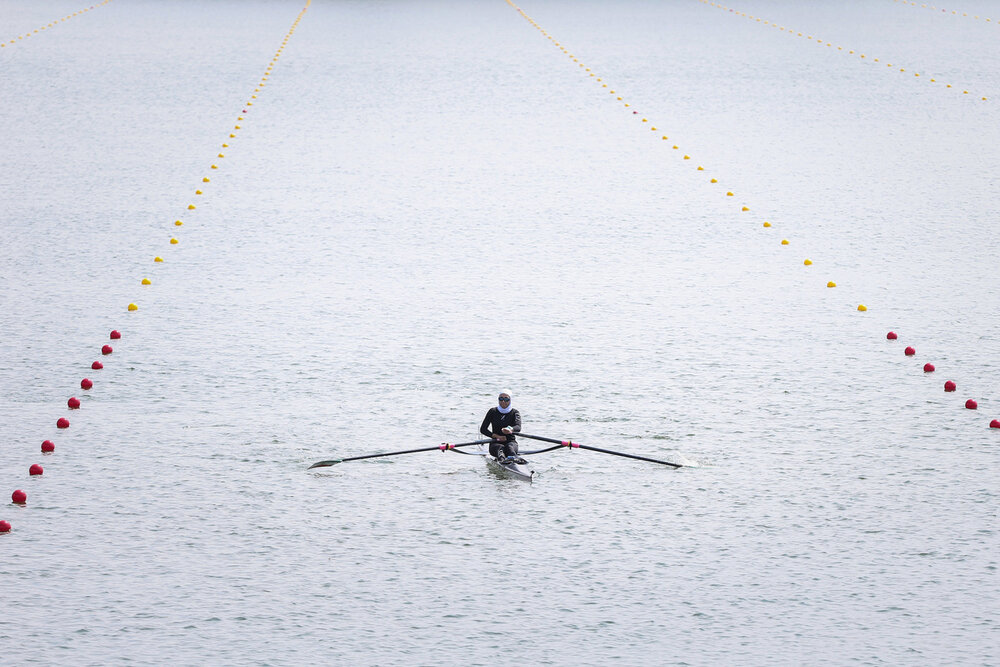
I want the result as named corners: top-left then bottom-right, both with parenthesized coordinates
top-left (1, 0), bottom-right (114, 49)
top-left (1, 0), bottom-right (311, 536)
top-left (888, 0), bottom-right (997, 26)
top-left (698, 1), bottom-right (989, 101)
top-left (501, 0), bottom-right (996, 433)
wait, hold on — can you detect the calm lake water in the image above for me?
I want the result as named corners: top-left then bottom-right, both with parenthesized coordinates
top-left (1, 0), bottom-right (998, 664)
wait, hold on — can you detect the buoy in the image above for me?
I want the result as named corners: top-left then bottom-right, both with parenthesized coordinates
top-left (170, 238), bottom-right (178, 244)
top-left (68, 397), bottom-right (81, 409)
top-left (944, 380), bottom-right (956, 392)
top-left (923, 363), bottom-right (935, 372)
top-left (41, 440), bottom-right (55, 452)
top-left (857, 304), bottom-right (867, 311)
top-left (141, 278), bottom-right (151, 285)
top-left (11, 490), bottom-right (26, 504)
top-left (128, 303), bottom-right (138, 311)
top-left (904, 346), bottom-right (915, 356)
top-left (990, 419), bottom-right (1000, 428)
top-left (0, 521), bottom-right (10, 533)
top-left (726, 191), bottom-right (734, 196)
top-left (203, 177), bottom-right (210, 183)
top-left (57, 417), bottom-right (70, 429)
top-left (763, 222), bottom-right (771, 227)
top-left (742, 206), bottom-right (750, 211)
top-left (110, 330), bottom-right (121, 339)
top-left (710, 178), bottom-right (718, 183)
top-left (886, 331), bottom-right (898, 340)
top-left (29, 464), bottom-right (43, 476)
top-left (211, 165), bottom-right (218, 169)
top-left (102, 344), bottom-right (113, 355)
top-left (187, 204), bottom-right (196, 210)
top-left (154, 256), bottom-right (163, 262)
top-left (697, 166), bottom-right (704, 170)
top-left (218, 153), bottom-right (225, 158)
top-left (781, 239), bottom-right (789, 245)
top-left (966, 399), bottom-right (978, 409)
top-left (827, 281), bottom-right (836, 287)
top-left (683, 155), bottom-right (690, 160)
top-left (803, 259), bottom-right (812, 265)
top-left (195, 190), bottom-right (203, 195)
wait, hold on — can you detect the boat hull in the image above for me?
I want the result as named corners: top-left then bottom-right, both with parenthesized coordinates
top-left (479, 444), bottom-right (534, 482)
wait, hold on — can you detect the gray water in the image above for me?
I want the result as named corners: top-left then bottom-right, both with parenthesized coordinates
top-left (1, 0), bottom-right (998, 664)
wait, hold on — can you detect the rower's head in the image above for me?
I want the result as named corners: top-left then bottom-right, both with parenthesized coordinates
top-left (498, 390), bottom-right (511, 407)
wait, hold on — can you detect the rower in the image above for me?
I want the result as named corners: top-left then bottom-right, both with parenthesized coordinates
top-left (480, 390), bottom-right (524, 463)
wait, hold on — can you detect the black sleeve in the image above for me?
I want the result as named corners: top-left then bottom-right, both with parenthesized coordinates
top-left (512, 410), bottom-right (521, 433)
top-left (480, 409), bottom-right (495, 438)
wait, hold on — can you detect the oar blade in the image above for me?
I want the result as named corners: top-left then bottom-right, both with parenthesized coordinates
top-left (308, 459), bottom-right (342, 469)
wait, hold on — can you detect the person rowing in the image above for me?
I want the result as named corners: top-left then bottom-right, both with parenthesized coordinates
top-left (480, 390), bottom-right (525, 463)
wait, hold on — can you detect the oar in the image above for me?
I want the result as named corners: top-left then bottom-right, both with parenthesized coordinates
top-left (517, 433), bottom-right (682, 468)
top-left (308, 439), bottom-right (494, 469)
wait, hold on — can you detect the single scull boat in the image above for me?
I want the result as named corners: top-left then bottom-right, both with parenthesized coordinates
top-left (478, 442), bottom-right (534, 482)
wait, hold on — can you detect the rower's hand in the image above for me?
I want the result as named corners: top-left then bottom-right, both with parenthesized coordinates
top-left (501, 427), bottom-right (512, 435)
top-left (494, 434), bottom-right (507, 442)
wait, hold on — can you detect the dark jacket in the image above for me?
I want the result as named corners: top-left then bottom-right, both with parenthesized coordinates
top-left (480, 407), bottom-right (521, 442)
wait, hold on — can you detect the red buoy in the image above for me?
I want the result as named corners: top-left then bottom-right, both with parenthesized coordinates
top-left (29, 464), bottom-right (43, 476)
top-left (57, 417), bottom-right (70, 429)
top-left (110, 330), bottom-right (121, 339)
top-left (966, 399), bottom-right (978, 410)
top-left (990, 419), bottom-right (1000, 429)
top-left (944, 381), bottom-right (956, 392)
top-left (923, 363), bottom-right (935, 372)
top-left (81, 378), bottom-right (93, 390)
top-left (11, 489), bottom-right (26, 504)
top-left (0, 520), bottom-right (10, 533)
top-left (904, 346), bottom-right (916, 356)
top-left (886, 331), bottom-right (898, 340)
top-left (68, 397), bottom-right (81, 409)
top-left (41, 440), bottom-right (55, 453)
top-left (92, 361), bottom-right (104, 370)
top-left (101, 344), bottom-right (113, 355)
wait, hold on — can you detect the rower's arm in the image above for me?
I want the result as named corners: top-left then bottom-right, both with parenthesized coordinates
top-left (480, 411), bottom-right (494, 438)
top-left (511, 410), bottom-right (521, 433)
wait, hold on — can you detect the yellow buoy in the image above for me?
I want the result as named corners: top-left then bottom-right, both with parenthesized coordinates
top-left (211, 164), bottom-right (218, 169)
top-left (781, 239), bottom-right (789, 245)
top-left (726, 191), bottom-right (734, 196)
top-left (128, 303), bottom-right (138, 311)
top-left (154, 256), bottom-right (163, 262)
top-left (141, 278), bottom-right (151, 285)
top-left (763, 221), bottom-right (771, 227)
top-left (804, 259), bottom-right (812, 265)
top-left (187, 204), bottom-right (196, 210)
top-left (741, 206), bottom-right (749, 211)
top-left (857, 304), bottom-right (867, 311)
top-left (170, 238), bottom-right (179, 244)
top-left (827, 281), bottom-right (836, 287)
top-left (697, 166), bottom-right (704, 171)
top-left (710, 178), bottom-right (718, 183)
top-left (203, 177), bottom-right (210, 182)
top-left (683, 155), bottom-right (690, 160)
top-left (175, 220), bottom-right (183, 226)
top-left (195, 190), bottom-right (203, 195)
